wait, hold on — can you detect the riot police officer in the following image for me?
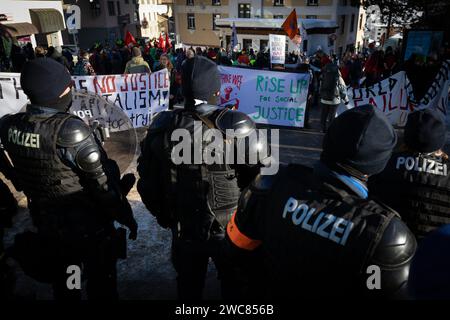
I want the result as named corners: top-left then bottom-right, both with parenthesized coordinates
top-left (137, 56), bottom-right (269, 300)
top-left (0, 177), bottom-right (17, 299)
top-left (369, 108), bottom-right (449, 239)
top-left (0, 58), bottom-right (137, 300)
top-left (225, 104), bottom-right (416, 298)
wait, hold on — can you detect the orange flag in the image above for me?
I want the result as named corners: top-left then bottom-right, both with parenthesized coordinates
top-left (281, 9), bottom-right (299, 40)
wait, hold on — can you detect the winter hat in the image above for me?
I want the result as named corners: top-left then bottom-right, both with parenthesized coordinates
top-left (182, 55), bottom-right (220, 107)
top-left (132, 47), bottom-right (142, 57)
top-left (404, 108), bottom-right (446, 153)
top-left (20, 58), bottom-right (72, 106)
top-left (321, 104), bottom-right (397, 176)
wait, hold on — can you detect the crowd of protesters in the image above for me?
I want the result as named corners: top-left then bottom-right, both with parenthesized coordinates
top-left (1, 35), bottom-right (448, 115)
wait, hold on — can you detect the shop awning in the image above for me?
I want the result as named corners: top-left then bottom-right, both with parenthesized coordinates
top-left (2, 22), bottom-right (39, 37)
top-left (30, 8), bottom-right (65, 34)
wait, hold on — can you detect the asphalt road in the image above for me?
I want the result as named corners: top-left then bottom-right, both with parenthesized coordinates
top-left (3, 104), bottom-right (450, 300)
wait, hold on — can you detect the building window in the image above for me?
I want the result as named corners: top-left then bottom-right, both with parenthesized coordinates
top-left (273, 15), bottom-right (284, 19)
top-left (212, 14), bottom-right (220, 30)
top-left (238, 3), bottom-right (251, 18)
top-left (243, 39), bottom-right (252, 51)
top-left (350, 14), bottom-right (355, 32)
top-left (306, 15), bottom-right (317, 19)
top-left (188, 13), bottom-right (195, 29)
top-left (212, 0), bottom-right (221, 5)
top-left (187, 0), bottom-right (194, 5)
top-left (117, 1), bottom-right (121, 15)
top-left (307, 0), bottom-right (318, 6)
top-left (340, 15), bottom-right (346, 34)
top-left (359, 14), bottom-right (363, 30)
top-left (125, 0), bottom-right (129, 3)
top-left (107, 1), bottom-right (115, 16)
top-left (274, 0), bottom-right (284, 6)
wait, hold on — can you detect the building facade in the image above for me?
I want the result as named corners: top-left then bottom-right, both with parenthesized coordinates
top-left (63, 0), bottom-right (140, 49)
top-left (138, 0), bottom-right (172, 40)
top-left (173, 0), bottom-right (365, 55)
top-left (0, 0), bottom-right (66, 48)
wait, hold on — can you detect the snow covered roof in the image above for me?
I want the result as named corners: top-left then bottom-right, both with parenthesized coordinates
top-left (215, 18), bottom-right (338, 30)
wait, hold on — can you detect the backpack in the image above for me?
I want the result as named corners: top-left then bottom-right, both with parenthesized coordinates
top-left (320, 63), bottom-right (340, 101)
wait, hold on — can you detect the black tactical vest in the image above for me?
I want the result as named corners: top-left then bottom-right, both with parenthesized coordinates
top-left (261, 164), bottom-right (397, 297)
top-left (0, 112), bottom-right (83, 201)
top-left (164, 109), bottom-right (241, 241)
top-left (369, 152), bottom-right (450, 239)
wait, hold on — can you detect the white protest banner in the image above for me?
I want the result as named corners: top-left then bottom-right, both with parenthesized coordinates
top-left (218, 66), bottom-right (310, 127)
top-left (269, 34), bottom-right (286, 66)
top-left (337, 71), bottom-right (413, 126)
top-left (0, 73), bottom-right (29, 118)
top-left (0, 69), bottom-right (170, 127)
top-left (73, 69), bottom-right (169, 127)
top-left (413, 60), bottom-right (450, 121)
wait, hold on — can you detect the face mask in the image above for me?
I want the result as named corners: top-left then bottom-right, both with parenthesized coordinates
top-left (49, 89), bottom-right (73, 112)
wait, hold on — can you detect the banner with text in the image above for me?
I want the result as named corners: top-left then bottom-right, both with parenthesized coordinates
top-left (0, 69), bottom-right (170, 127)
top-left (269, 34), bottom-right (286, 66)
top-left (338, 71), bottom-right (414, 126)
top-left (218, 66), bottom-right (310, 127)
top-left (413, 60), bottom-right (450, 122)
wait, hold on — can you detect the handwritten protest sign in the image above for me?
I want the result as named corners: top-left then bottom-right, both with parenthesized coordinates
top-left (338, 71), bottom-right (414, 126)
top-left (0, 69), bottom-right (170, 127)
top-left (413, 60), bottom-right (449, 121)
top-left (0, 73), bottom-right (29, 117)
top-left (218, 66), bottom-right (310, 127)
top-left (73, 69), bottom-right (169, 127)
top-left (269, 34), bottom-right (286, 66)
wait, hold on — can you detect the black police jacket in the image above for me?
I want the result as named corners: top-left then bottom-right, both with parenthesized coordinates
top-left (137, 104), bottom-right (264, 241)
top-left (0, 105), bottom-right (133, 235)
top-left (369, 151), bottom-right (450, 239)
top-left (225, 163), bottom-right (416, 299)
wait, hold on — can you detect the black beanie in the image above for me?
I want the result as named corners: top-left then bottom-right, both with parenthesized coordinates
top-left (404, 109), bottom-right (446, 153)
top-left (321, 104), bottom-right (397, 176)
top-left (20, 58), bottom-right (72, 105)
top-left (182, 56), bottom-right (220, 107)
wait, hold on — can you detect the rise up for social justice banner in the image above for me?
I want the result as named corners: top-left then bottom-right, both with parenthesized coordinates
top-left (0, 69), bottom-right (170, 128)
top-left (218, 66), bottom-right (310, 127)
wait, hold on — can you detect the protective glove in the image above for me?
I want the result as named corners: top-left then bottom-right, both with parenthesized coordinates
top-left (120, 173), bottom-right (136, 196)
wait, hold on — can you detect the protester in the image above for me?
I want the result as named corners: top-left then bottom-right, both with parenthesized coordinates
top-left (34, 46), bottom-right (46, 58)
top-left (319, 60), bottom-right (349, 132)
top-left (73, 50), bottom-right (96, 76)
top-left (124, 47), bottom-right (151, 74)
top-left (155, 53), bottom-right (178, 108)
top-left (364, 50), bottom-right (384, 86)
top-left (48, 46), bottom-right (71, 71)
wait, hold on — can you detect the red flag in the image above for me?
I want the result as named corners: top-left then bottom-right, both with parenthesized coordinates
top-left (124, 31), bottom-right (136, 46)
top-left (281, 9), bottom-right (299, 40)
top-left (158, 33), bottom-right (165, 51)
top-left (165, 33), bottom-right (172, 52)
